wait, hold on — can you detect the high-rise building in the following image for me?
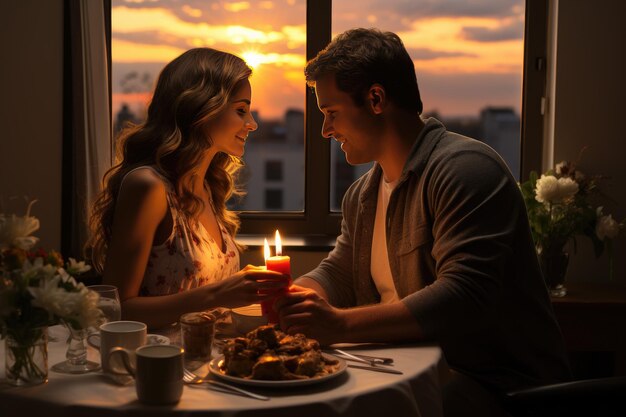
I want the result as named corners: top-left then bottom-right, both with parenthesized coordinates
top-left (480, 107), bottom-right (521, 179)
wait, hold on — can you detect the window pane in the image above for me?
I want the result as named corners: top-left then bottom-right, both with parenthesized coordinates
top-left (330, 0), bottom-right (524, 210)
top-left (265, 160), bottom-right (284, 181)
top-left (265, 189), bottom-right (284, 209)
top-left (111, 0), bottom-right (306, 212)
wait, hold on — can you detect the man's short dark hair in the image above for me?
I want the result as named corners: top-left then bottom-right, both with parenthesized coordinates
top-left (305, 28), bottom-right (423, 114)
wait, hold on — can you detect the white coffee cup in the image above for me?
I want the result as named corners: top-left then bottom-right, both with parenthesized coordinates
top-left (108, 344), bottom-right (184, 405)
top-left (87, 321), bottom-right (147, 374)
top-left (231, 304), bottom-right (268, 335)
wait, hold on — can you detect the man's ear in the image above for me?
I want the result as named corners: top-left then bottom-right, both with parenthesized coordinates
top-left (368, 84), bottom-right (386, 114)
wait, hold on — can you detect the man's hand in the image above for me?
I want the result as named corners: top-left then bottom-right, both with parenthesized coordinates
top-left (276, 284), bottom-right (424, 346)
top-left (274, 285), bottom-right (346, 345)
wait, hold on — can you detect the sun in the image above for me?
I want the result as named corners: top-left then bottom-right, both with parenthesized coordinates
top-left (241, 50), bottom-right (265, 70)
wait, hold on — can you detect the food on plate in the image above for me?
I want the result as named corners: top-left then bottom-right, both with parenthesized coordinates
top-left (220, 325), bottom-right (340, 380)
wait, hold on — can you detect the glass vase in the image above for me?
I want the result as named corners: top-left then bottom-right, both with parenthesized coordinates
top-left (5, 326), bottom-right (49, 386)
top-left (537, 247), bottom-right (569, 297)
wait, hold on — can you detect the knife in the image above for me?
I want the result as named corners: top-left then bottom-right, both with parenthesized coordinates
top-left (351, 353), bottom-right (394, 365)
top-left (347, 364), bottom-right (404, 375)
top-left (333, 349), bottom-right (395, 367)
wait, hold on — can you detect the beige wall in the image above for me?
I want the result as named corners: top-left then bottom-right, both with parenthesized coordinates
top-left (553, 0), bottom-right (626, 283)
top-left (1, 1), bottom-right (624, 283)
top-left (0, 1), bottom-right (64, 250)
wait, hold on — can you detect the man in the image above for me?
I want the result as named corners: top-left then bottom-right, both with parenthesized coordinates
top-left (275, 28), bottom-right (570, 415)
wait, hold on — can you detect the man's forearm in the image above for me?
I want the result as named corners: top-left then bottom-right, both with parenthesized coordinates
top-left (338, 301), bottom-right (424, 344)
top-left (277, 284), bottom-right (424, 345)
top-left (294, 276), bottom-right (329, 300)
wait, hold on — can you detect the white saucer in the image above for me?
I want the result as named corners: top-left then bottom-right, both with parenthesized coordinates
top-left (147, 334), bottom-right (170, 345)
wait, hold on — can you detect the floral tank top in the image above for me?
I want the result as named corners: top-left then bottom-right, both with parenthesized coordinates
top-left (129, 167), bottom-right (240, 296)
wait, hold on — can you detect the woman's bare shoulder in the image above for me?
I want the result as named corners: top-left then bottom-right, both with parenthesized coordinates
top-left (121, 166), bottom-right (168, 191)
top-left (118, 167), bottom-right (168, 210)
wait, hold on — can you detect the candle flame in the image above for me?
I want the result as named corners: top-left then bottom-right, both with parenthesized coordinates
top-left (264, 238), bottom-right (271, 261)
top-left (275, 230), bottom-right (282, 256)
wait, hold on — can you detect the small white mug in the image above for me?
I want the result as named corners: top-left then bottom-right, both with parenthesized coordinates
top-left (108, 344), bottom-right (184, 405)
top-left (87, 321), bottom-right (147, 374)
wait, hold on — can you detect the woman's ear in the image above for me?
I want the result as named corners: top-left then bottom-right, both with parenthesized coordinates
top-left (368, 84), bottom-right (386, 114)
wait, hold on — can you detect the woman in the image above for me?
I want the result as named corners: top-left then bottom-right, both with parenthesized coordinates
top-left (88, 48), bottom-right (286, 330)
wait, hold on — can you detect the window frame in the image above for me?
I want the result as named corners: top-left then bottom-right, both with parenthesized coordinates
top-left (520, 0), bottom-right (548, 182)
top-left (242, 0), bottom-right (548, 235)
top-left (106, 0), bottom-right (547, 239)
top-left (237, 0), bottom-right (341, 237)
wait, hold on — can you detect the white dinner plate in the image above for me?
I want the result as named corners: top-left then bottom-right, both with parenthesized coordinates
top-left (208, 353), bottom-right (347, 387)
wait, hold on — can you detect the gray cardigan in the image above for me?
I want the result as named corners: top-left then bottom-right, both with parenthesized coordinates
top-left (305, 118), bottom-right (571, 392)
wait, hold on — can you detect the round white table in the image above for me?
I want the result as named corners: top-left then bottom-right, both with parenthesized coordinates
top-left (1, 325), bottom-right (443, 417)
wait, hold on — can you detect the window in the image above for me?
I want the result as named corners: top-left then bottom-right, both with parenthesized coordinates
top-left (111, 0), bottom-right (541, 238)
top-left (111, 0), bottom-right (328, 234)
top-left (265, 189), bottom-right (283, 209)
top-left (329, 0), bottom-right (527, 207)
top-left (265, 160), bottom-right (283, 181)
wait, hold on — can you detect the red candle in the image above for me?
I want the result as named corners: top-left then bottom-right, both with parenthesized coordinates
top-left (262, 230), bottom-right (292, 324)
top-left (266, 256), bottom-right (291, 276)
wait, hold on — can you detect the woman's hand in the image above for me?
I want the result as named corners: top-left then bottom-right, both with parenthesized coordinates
top-left (210, 264), bottom-right (289, 308)
top-left (274, 285), bottom-right (346, 345)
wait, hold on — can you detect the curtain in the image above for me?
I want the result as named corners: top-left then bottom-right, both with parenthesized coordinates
top-left (62, 0), bottom-right (111, 261)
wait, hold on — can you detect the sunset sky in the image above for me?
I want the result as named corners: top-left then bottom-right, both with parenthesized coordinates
top-left (112, 0), bottom-right (525, 120)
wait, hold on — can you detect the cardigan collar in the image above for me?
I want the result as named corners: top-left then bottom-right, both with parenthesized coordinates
top-left (358, 117), bottom-right (447, 204)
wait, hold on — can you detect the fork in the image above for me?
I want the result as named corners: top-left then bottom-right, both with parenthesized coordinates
top-left (183, 369), bottom-right (270, 401)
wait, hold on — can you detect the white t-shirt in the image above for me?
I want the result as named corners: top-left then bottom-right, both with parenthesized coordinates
top-left (370, 175), bottom-right (400, 304)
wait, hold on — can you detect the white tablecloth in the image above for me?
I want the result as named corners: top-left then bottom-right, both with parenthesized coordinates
top-left (1, 325), bottom-right (443, 417)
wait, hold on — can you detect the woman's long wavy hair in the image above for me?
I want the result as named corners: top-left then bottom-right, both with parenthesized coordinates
top-left (87, 48), bottom-right (251, 272)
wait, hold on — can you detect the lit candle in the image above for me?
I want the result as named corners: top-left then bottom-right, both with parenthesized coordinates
top-left (261, 230), bottom-right (292, 324)
top-left (265, 230), bottom-right (291, 276)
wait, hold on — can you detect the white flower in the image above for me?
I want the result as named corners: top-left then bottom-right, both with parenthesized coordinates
top-left (596, 214), bottom-right (621, 240)
top-left (0, 214), bottom-right (40, 250)
top-left (0, 200), bottom-right (40, 250)
top-left (535, 175), bottom-right (579, 204)
top-left (66, 258), bottom-right (91, 275)
top-left (557, 177), bottom-right (579, 199)
top-left (57, 268), bottom-right (78, 286)
top-left (61, 285), bottom-right (104, 329)
top-left (75, 288), bottom-right (104, 329)
top-left (555, 161), bottom-right (568, 175)
top-left (27, 272), bottom-right (104, 329)
top-left (21, 257), bottom-right (57, 280)
top-left (28, 275), bottom-right (73, 318)
top-left (535, 175), bottom-right (558, 203)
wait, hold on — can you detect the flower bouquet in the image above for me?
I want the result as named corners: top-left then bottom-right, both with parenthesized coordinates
top-left (1, 200), bottom-right (104, 385)
top-left (519, 159), bottom-right (623, 296)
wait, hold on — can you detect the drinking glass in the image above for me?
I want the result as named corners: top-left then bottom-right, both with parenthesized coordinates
top-left (51, 285), bottom-right (121, 374)
top-left (51, 324), bottom-right (100, 374)
top-left (88, 285), bottom-right (122, 323)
